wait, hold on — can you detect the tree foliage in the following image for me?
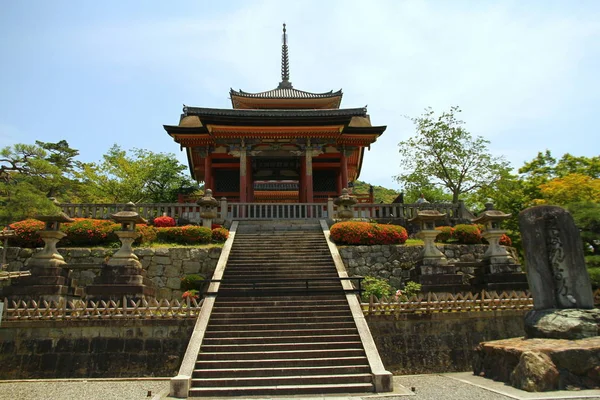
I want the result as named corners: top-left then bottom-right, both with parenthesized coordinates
top-left (395, 106), bottom-right (510, 203)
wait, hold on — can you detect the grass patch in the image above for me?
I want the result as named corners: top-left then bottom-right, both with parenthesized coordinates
top-left (404, 239), bottom-right (424, 246)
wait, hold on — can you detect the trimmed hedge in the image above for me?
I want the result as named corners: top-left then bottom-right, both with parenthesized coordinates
top-left (156, 226), bottom-right (212, 244)
top-left (61, 218), bottom-right (120, 246)
top-left (211, 227), bottom-right (229, 243)
top-left (453, 224), bottom-right (483, 244)
top-left (330, 221), bottom-right (408, 245)
top-left (7, 219), bottom-right (45, 248)
top-left (435, 226), bottom-right (454, 243)
top-left (153, 215), bottom-right (176, 227)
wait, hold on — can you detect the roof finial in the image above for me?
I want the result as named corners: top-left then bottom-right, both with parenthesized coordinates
top-left (278, 23), bottom-right (292, 89)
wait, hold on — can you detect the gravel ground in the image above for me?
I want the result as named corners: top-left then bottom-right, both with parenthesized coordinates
top-left (0, 379), bottom-right (169, 400)
top-left (0, 375), bottom-right (598, 400)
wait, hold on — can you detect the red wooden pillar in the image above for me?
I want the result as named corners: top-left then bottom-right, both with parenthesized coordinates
top-left (239, 147), bottom-right (247, 202)
top-left (246, 155), bottom-right (253, 202)
top-left (299, 156), bottom-right (306, 203)
top-left (340, 150), bottom-right (348, 190)
top-left (305, 150), bottom-right (313, 203)
top-left (336, 171), bottom-right (343, 195)
top-left (204, 151), bottom-right (212, 190)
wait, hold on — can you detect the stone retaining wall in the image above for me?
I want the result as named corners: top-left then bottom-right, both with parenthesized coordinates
top-left (1, 247), bottom-right (222, 300)
top-left (0, 319), bottom-right (195, 379)
top-left (367, 310), bottom-right (527, 374)
top-left (338, 244), bottom-right (519, 288)
top-left (0, 311), bottom-right (525, 379)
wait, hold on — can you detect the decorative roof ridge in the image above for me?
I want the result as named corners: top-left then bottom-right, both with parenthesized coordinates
top-left (182, 105), bottom-right (366, 116)
top-left (229, 86), bottom-right (343, 98)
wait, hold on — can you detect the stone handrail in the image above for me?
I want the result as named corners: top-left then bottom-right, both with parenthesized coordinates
top-left (60, 200), bottom-right (472, 222)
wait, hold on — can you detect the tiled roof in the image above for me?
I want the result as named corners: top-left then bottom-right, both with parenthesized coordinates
top-left (183, 106), bottom-right (365, 118)
top-left (230, 87), bottom-right (343, 99)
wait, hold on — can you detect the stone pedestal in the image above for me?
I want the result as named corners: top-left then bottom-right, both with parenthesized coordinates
top-left (198, 189), bottom-right (218, 228)
top-left (416, 229), bottom-right (448, 266)
top-left (86, 204), bottom-right (155, 301)
top-left (2, 230), bottom-right (76, 302)
top-left (86, 231), bottom-right (155, 301)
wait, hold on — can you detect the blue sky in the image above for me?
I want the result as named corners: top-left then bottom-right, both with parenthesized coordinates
top-left (1, 1), bottom-right (599, 191)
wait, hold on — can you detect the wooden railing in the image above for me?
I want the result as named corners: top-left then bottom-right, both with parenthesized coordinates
top-left (60, 200), bottom-right (471, 222)
top-left (1, 297), bottom-right (203, 321)
top-left (228, 202), bottom-right (328, 220)
top-left (362, 289), bottom-right (600, 317)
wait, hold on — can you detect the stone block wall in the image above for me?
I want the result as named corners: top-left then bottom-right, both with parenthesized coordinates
top-left (1, 246), bottom-right (222, 300)
top-left (367, 310), bottom-right (527, 374)
top-left (338, 244), bottom-right (519, 288)
top-left (0, 319), bottom-right (195, 379)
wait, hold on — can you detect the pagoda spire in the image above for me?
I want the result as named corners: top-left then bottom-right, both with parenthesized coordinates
top-left (278, 23), bottom-right (292, 89)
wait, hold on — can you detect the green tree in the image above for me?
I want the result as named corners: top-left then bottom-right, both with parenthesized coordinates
top-left (395, 106), bottom-right (510, 203)
top-left (0, 144), bottom-right (63, 224)
top-left (77, 145), bottom-right (197, 203)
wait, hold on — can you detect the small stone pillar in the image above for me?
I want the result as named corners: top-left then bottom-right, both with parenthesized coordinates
top-left (219, 197), bottom-right (228, 221)
top-left (1, 229), bottom-right (16, 270)
top-left (86, 202), bottom-right (155, 301)
top-left (472, 203), bottom-right (516, 270)
top-left (409, 210), bottom-right (448, 267)
top-left (2, 213), bottom-right (76, 302)
top-left (334, 188), bottom-right (357, 220)
top-left (327, 197), bottom-right (334, 220)
top-left (198, 189), bottom-right (219, 228)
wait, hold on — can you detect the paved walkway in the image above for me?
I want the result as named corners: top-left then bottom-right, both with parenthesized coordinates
top-left (0, 373), bottom-right (599, 400)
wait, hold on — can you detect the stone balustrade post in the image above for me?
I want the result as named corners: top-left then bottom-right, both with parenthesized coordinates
top-left (220, 197), bottom-right (228, 221)
top-left (327, 198), bottom-right (334, 219)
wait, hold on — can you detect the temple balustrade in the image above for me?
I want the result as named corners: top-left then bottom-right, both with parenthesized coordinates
top-left (59, 200), bottom-right (472, 223)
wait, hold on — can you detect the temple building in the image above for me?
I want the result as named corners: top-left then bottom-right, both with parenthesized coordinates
top-left (164, 24), bottom-right (386, 203)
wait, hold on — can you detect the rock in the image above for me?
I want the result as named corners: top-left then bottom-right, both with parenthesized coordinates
top-left (68, 249), bottom-right (91, 257)
top-left (18, 248), bottom-right (33, 258)
top-left (182, 261), bottom-right (200, 274)
top-left (154, 248), bottom-right (169, 256)
top-left (524, 308), bottom-right (600, 340)
top-left (519, 206), bottom-right (594, 310)
top-left (169, 248), bottom-right (190, 260)
top-left (154, 256), bottom-right (171, 265)
top-left (163, 265), bottom-right (180, 278)
top-left (208, 247), bottom-right (221, 259)
top-left (510, 351), bottom-right (559, 392)
top-left (134, 248), bottom-right (154, 256)
top-left (146, 263), bottom-right (164, 278)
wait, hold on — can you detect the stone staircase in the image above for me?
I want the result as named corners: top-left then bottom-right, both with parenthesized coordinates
top-left (187, 221), bottom-right (378, 397)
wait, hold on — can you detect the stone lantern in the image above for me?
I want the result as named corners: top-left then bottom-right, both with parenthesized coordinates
top-left (86, 202), bottom-right (155, 300)
top-left (2, 212), bottom-right (76, 302)
top-left (472, 203), bottom-right (515, 268)
top-left (334, 188), bottom-right (357, 220)
top-left (408, 210), bottom-right (448, 266)
top-left (197, 189), bottom-right (219, 228)
top-left (109, 202), bottom-right (147, 266)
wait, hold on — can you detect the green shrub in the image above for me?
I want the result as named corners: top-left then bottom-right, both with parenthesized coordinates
top-left (435, 226), bottom-right (454, 242)
top-left (403, 281), bottom-right (422, 297)
top-left (587, 267), bottom-right (600, 289)
top-left (61, 218), bottom-right (119, 246)
top-left (499, 234), bottom-right (512, 247)
top-left (453, 224), bottom-right (482, 244)
top-left (181, 274), bottom-right (205, 291)
top-left (8, 219), bottom-right (45, 248)
top-left (157, 225), bottom-right (212, 244)
top-left (360, 276), bottom-right (393, 302)
top-left (585, 255), bottom-right (600, 269)
top-left (153, 215), bottom-right (176, 227)
top-left (135, 224), bottom-right (157, 245)
top-left (330, 221), bottom-right (408, 245)
top-left (211, 227), bottom-right (229, 242)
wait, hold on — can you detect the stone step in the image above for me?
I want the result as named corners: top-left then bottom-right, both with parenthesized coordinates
top-left (191, 373), bottom-right (372, 387)
top-left (193, 364), bottom-right (370, 378)
top-left (203, 334), bottom-right (361, 345)
top-left (201, 340), bottom-right (363, 353)
top-left (208, 315), bottom-right (354, 326)
top-left (213, 298), bottom-right (348, 306)
top-left (188, 382), bottom-right (374, 397)
top-left (227, 252), bottom-right (331, 259)
top-left (195, 355), bottom-right (368, 369)
top-left (197, 349), bottom-right (366, 362)
top-left (205, 321), bottom-right (357, 332)
top-left (204, 327), bottom-right (359, 338)
top-left (211, 309), bottom-right (350, 318)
